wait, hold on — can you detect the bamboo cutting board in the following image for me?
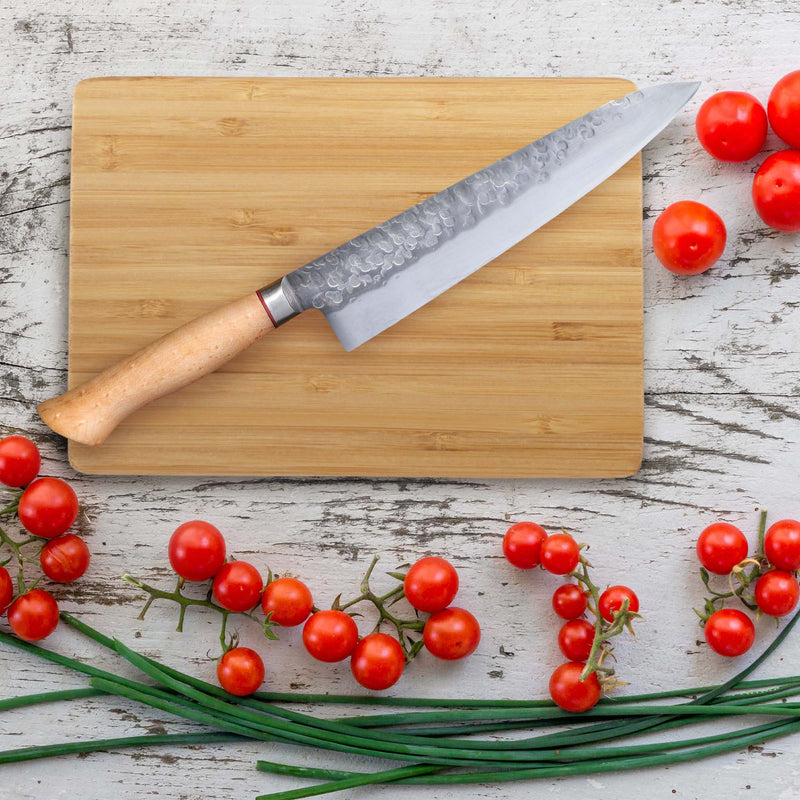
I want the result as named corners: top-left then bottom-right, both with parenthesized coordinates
top-left (67, 77), bottom-right (643, 478)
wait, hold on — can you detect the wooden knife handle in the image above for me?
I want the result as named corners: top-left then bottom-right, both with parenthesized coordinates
top-left (38, 292), bottom-right (275, 447)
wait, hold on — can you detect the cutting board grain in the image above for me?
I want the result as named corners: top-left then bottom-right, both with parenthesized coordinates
top-left (67, 77), bottom-right (643, 478)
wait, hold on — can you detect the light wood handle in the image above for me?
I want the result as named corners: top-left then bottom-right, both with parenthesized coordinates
top-left (38, 292), bottom-right (275, 446)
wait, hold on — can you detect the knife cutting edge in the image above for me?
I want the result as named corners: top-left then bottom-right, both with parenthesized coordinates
top-left (38, 80), bottom-right (700, 447)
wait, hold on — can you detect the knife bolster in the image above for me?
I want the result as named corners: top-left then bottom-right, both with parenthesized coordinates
top-left (258, 277), bottom-right (301, 327)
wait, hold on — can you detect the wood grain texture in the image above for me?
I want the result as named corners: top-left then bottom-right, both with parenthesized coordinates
top-left (2, 1), bottom-right (800, 799)
top-left (41, 291), bottom-right (274, 445)
top-left (66, 76), bottom-right (643, 478)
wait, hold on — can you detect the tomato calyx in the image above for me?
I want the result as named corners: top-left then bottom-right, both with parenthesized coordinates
top-left (0, 458), bottom-right (89, 644)
top-left (694, 511), bottom-right (800, 656)
top-left (335, 554), bottom-right (427, 663)
top-left (126, 548), bottom-right (479, 697)
top-left (122, 572), bottom-right (281, 655)
top-left (503, 522), bottom-right (640, 694)
top-left (692, 510), bottom-right (772, 628)
top-left (125, 549), bottom-right (475, 689)
top-left (567, 556), bottom-right (642, 692)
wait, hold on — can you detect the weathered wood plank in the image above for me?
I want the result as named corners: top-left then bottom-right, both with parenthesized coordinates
top-left (2, 0), bottom-right (800, 797)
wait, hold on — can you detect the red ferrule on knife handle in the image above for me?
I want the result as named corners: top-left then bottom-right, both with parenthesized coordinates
top-left (257, 291), bottom-right (278, 327)
top-left (257, 277), bottom-right (301, 328)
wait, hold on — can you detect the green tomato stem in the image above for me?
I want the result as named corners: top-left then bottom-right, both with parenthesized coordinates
top-left (0, 522), bottom-right (45, 595)
top-left (568, 557), bottom-right (639, 686)
top-left (336, 555), bottom-right (424, 661)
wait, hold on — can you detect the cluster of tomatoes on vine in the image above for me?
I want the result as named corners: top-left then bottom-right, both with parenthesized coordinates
top-left (127, 519), bottom-right (481, 696)
top-left (0, 435), bottom-right (90, 641)
top-left (653, 71), bottom-right (800, 276)
top-left (696, 512), bottom-right (800, 658)
top-left (502, 521), bottom-right (640, 712)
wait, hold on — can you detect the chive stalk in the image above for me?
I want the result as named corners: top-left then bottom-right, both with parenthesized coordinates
top-left (1, 610), bottom-right (800, 800)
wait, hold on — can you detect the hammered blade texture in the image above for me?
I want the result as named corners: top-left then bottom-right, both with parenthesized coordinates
top-left (285, 90), bottom-right (644, 313)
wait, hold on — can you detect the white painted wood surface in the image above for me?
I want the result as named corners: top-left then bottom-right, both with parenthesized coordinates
top-left (2, 1), bottom-right (800, 798)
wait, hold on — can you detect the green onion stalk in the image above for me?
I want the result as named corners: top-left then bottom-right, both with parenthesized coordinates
top-left (0, 610), bottom-right (799, 799)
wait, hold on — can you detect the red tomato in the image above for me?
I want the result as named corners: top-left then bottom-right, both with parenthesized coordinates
top-left (168, 521), bottom-right (227, 582)
top-left (540, 534), bottom-right (580, 575)
top-left (502, 522), bottom-right (548, 569)
top-left (350, 633), bottom-right (405, 691)
top-left (216, 647), bottom-right (265, 696)
top-left (696, 91), bottom-right (767, 162)
top-left (652, 201), bottom-right (727, 275)
top-left (0, 566), bottom-right (13, 614)
top-left (422, 607), bottom-right (481, 661)
top-left (752, 150), bottom-right (800, 232)
top-left (704, 609), bottom-right (755, 657)
top-left (7, 589), bottom-right (59, 641)
top-left (765, 519), bottom-right (800, 572)
top-left (403, 557), bottom-right (459, 613)
top-left (549, 662), bottom-right (601, 712)
top-left (696, 522), bottom-right (748, 575)
top-left (0, 436), bottom-right (40, 488)
top-left (212, 561), bottom-right (263, 612)
top-left (552, 584), bottom-right (588, 620)
top-left (768, 70), bottom-right (800, 150)
top-left (17, 477), bottom-right (79, 538)
top-left (302, 610), bottom-right (359, 662)
top-left (754, 570), bottom-right (800, 618)
top-left (598, 585), bottom-right (639, 623)
top-left (261, 577), bottom-right (313, 627)
top-left (39, 534), bottom-right (90, 583)
top-left (557, 619), bottom-right (596, 662)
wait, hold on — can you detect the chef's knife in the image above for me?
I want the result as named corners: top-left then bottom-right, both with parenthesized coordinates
top-left (38, 81), bottom-right (699, 447)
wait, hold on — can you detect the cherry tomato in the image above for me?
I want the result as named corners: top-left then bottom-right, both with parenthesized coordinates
top-left (704, 608), bottom-right (755, 657)
top-left (216, 647), bottom-right (265, 696)
top-left (540, 534), bottom-right (580, 576)
top-left (552, 584), bottom-right (589, 620)
top-left (752, 150), bottom-right (800, 232)
top-left (652, 201), bottom-right (727, 275)
top-left (549, 662), bottom-right (601, 712)
top-left (696, 522), bottom-right (748, 575)
top-left (754, 570), bottom-right (800, 618)
top-left (0, 566), bottom-right (13, 614)
top-left (403, 557), bottom-right (459, 613)
top-left (765, 519), bottom-right (800, 572)
top-left (423, 607), bottom-right (480, 661)
top-left (502, 522), bottom-right (548, 569)
top-left (768, 70), bottom-right (800, 150)
top-left (261, 577), bottom-right (313, 627)
top-left (39, 534), bottom-right (90, 583)
top-left (168, 520), bottom-right (227, 582)
top-left (7, 589), bottom-right (59, 641)
top-left (302, 610), bottom-right (359, 662)
top-left (212, 561), bottom-right (263, 612)
top-left (350, 633), bottom-right (405, 691)
top-left (696, 91), bottom-right (767, 162)
top-left (0, 436), bottom-right (40, 488)
top-left (557, 619), bottom-right (596, 662)
top-left (17, 477), bottom-right (79, 538)
top-left (598, 585), bottom-right (639, 622)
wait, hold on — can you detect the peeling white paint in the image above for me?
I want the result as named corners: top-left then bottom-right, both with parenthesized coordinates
top-left (2, 0), bottom-right (800, 798)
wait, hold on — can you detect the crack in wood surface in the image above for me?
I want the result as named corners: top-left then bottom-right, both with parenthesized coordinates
top-left (2, 0), bottom-right (800, 797)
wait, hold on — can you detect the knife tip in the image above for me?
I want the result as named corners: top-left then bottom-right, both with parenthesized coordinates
top-left (640, 80), bottom-right (702, 114)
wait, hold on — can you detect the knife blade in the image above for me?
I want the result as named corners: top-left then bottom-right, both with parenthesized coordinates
top-left (279, 81), bottom-right (700, 351)
top-left (38, 81), bottom-right (699, 447)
